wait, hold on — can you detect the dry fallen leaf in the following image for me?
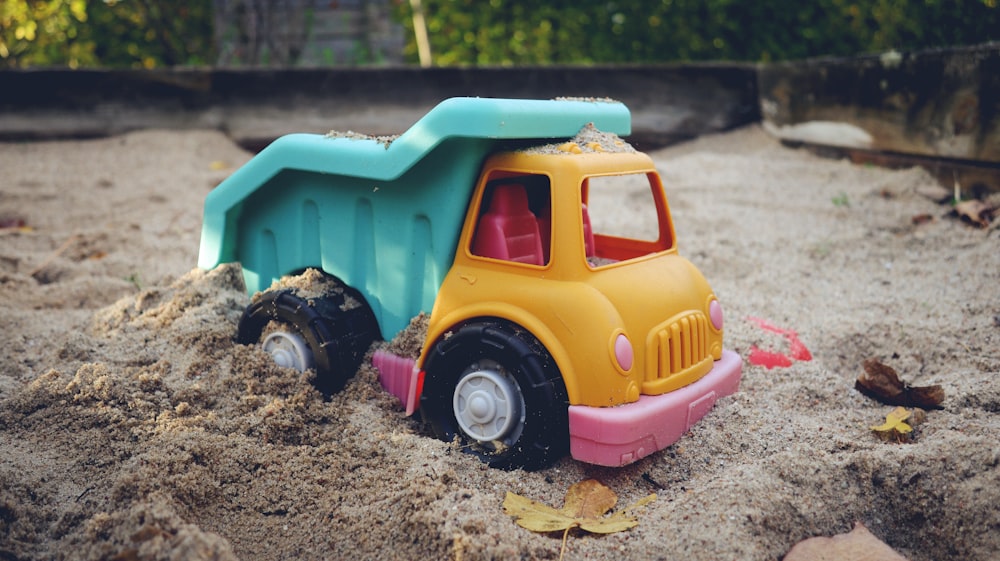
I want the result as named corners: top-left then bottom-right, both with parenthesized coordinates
top-left (503, 479), bottom-right (655, 560)
top-left (855, 358), bottom-right (944, 410)
top-left (952, 199), bottom-right (995, 228)
top-left (783, 521), bottom-right (910, 561)
top-left (871, 406), bottom-right (913, 442)
top-left (870, 407), bottom-right (927, 443)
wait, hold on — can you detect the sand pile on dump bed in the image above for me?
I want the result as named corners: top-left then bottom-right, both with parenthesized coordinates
top-left (521, 122), bottom-right (637, 155)
top-left (1, 127), bottom-right (998, 561)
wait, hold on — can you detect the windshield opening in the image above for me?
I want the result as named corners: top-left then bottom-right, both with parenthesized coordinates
top-left (583, 171), bottom-right (674, 267)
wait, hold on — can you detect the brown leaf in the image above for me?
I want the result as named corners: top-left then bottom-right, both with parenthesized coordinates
top-left (561, 479), bottom-right (618, 519)
top-left (784, 522), bottom-right (910, 561)
top-left (855, 359), bottom-right (944, 410)
top-left (952, 199), bottom-right (994, 228)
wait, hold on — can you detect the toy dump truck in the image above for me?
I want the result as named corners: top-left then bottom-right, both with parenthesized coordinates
top-left (198, 97), bottom-right (741, 470)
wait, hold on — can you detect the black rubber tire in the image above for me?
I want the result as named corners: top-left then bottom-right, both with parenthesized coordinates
top-left (420, 319), bottom-right (569, 470)
top-left (237, 284), bottom-right (380, 395)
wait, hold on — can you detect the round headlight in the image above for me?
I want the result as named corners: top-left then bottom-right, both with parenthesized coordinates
top-left (709, 298), bottom-right (724, 331)
top-left (613, 332), bottom-right (633, 373)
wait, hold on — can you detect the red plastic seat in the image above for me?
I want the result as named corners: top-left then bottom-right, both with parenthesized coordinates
top-left (472, 184), bottom-right (545, 265)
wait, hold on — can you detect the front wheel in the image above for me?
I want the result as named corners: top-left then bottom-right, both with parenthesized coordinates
top-left (420, 320), bottom-right (569, 470)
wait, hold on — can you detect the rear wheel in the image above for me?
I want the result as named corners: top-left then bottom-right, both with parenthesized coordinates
top-left (237, 273), bottom-right (380, 395)
top-left (420, 320), bottom-right (569, 470)
top-left (262, 328), bottom-right (315, 372)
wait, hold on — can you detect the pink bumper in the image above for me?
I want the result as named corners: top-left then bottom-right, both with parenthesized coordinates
top-left (568, 349), bottom-right (742, 467)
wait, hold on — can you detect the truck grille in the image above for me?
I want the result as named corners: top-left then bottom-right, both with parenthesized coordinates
top-left (644, 311), bottom-right (713, 394)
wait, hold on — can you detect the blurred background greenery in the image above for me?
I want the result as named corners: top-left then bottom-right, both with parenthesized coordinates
top-left (2, 0), bottom-right (997, 69)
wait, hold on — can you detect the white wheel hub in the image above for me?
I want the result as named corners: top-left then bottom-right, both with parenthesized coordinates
top-left (262, 330), bottom-right (314, 372)
top-left (453, 361), bottom-right (523, 443)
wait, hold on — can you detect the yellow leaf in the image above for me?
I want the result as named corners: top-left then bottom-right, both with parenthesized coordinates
top-left (561, 479), bottom-right (617, 519)
top-left (503, 479), bottom-right (654, 535)
top-left (502, 492), bottom-right (574, 533)
top-left (503, 480), bottom-right (655, 560)
top-left (871, 406), bottom-right (913, 436)
top-left (578, 512), bottom-right (640, 534)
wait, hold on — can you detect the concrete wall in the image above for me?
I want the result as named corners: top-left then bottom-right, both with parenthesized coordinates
top-left (1, 44), bottom-right (996, 192)
top-left (758, 42), bottom-right (999, 194)
top-left (759, 42), bottom-right (999, 163)
top-left (0, 65), bottom-right (760, 151)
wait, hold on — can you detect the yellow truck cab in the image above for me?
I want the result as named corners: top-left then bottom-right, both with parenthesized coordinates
top-left (199, 97), bottom-right (741, 470)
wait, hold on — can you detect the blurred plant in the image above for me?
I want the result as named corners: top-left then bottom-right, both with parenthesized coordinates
top-left (393, 0), bottom-right (1000, 66)
top-left (2, 0), bottom-right (997, 67)
top-left (1, 0), bottom-right (94, 67)
top-left (1, 0), bottom-right (214, 68)
top-left (832, 192), bottom-right (851, 207)
top-left (213, 0), bottom-right (310, 66)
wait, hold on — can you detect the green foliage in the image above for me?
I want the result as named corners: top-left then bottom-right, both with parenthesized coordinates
top-left (1, 0), bottom-right (93, 67)
top-left (2, 0), bottom-right (997, 67)
top-left (1, 0), bottom-right (214, 68)
top-left (396, 0), bottom-right (1000, 65)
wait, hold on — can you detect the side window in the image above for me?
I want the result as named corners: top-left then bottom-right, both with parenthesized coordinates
top-left (583, 172), bottom-right (673, 267)
top-left (471, 175), bottom-right (551, 266)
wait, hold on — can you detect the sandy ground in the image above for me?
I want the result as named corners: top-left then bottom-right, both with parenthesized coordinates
top-left (1, 125), bottom-right (998, 561)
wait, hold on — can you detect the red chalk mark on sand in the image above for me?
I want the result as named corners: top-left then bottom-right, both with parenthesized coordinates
top-left (747, 317), bottom-right (812, 369)
top-left (748, 347), bottom-right (794, 369)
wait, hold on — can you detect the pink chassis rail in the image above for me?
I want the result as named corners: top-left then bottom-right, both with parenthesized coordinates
top-left (373, 348), bottom-right (742, 468)
top-left (568, 349), bottom-right (742, 467)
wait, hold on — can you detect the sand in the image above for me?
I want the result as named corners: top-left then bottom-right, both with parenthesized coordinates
top-left (1, 126), bottom-right (998, 561)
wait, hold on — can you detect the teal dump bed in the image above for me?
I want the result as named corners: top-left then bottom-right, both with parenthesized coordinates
top-left (198, 97), bottom-right (631, 339)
